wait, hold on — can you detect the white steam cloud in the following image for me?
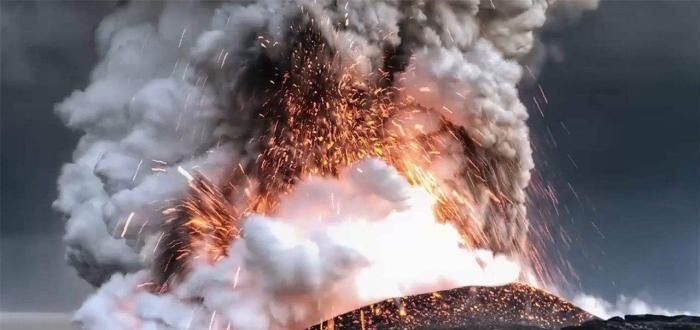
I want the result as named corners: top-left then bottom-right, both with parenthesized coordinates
top-left (53, 0), bottom-right (597, 329)
top-left (76, 159), bottom-right (520, 329)
top-left (572, 293), bottom-right (698, 319)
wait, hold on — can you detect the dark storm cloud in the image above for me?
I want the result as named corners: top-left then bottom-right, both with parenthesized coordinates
top-left (1, 0), bottom-right (113, 311)
top-left (525, 0), bottom-right (699, 312)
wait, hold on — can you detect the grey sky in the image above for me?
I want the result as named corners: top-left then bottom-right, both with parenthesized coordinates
top-left (1, 0), bottom-right (112, 312)
top-left (527, 0), bottom-right (700, 312)
top-left (1, 0), bottom-right (698, 314)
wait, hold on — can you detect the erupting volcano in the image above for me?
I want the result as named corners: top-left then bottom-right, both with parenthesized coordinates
top-left (155, 19), bottom-right (533, 291)
top-left (53, 1), bottom-right (599, 329)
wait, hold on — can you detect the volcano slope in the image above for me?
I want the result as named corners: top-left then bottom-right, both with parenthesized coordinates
top-left (563, 314), bottom-right (700, 330)
top-left (311, 283), bottom-right (594, 330)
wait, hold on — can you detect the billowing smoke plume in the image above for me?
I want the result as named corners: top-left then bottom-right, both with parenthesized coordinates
top-left (53, 0), bottom-right (594, 329)
top-left (76, 158), bottom-right (520, 329)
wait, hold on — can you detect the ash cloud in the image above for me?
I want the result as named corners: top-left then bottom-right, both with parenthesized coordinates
top-left (56, 0), bottom-right (557, 286)
top-left (51, 0), bottom-right (593, 328)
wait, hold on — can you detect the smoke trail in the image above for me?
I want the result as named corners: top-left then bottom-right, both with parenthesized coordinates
top-left (53, 0), bottom-right (595, 328)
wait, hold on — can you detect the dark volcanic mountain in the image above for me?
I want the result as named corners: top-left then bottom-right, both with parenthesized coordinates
top-left (563, 314), bottom-right (700, 330)
top-left (311, 283), bottom-right (594, 329)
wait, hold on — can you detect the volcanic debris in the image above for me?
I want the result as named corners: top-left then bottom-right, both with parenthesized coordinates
top-left (311, 283), bottom-right (594, 330)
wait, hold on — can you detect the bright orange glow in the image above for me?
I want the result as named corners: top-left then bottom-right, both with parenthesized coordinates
top-left (154, 22), bottom-right (548, 293)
